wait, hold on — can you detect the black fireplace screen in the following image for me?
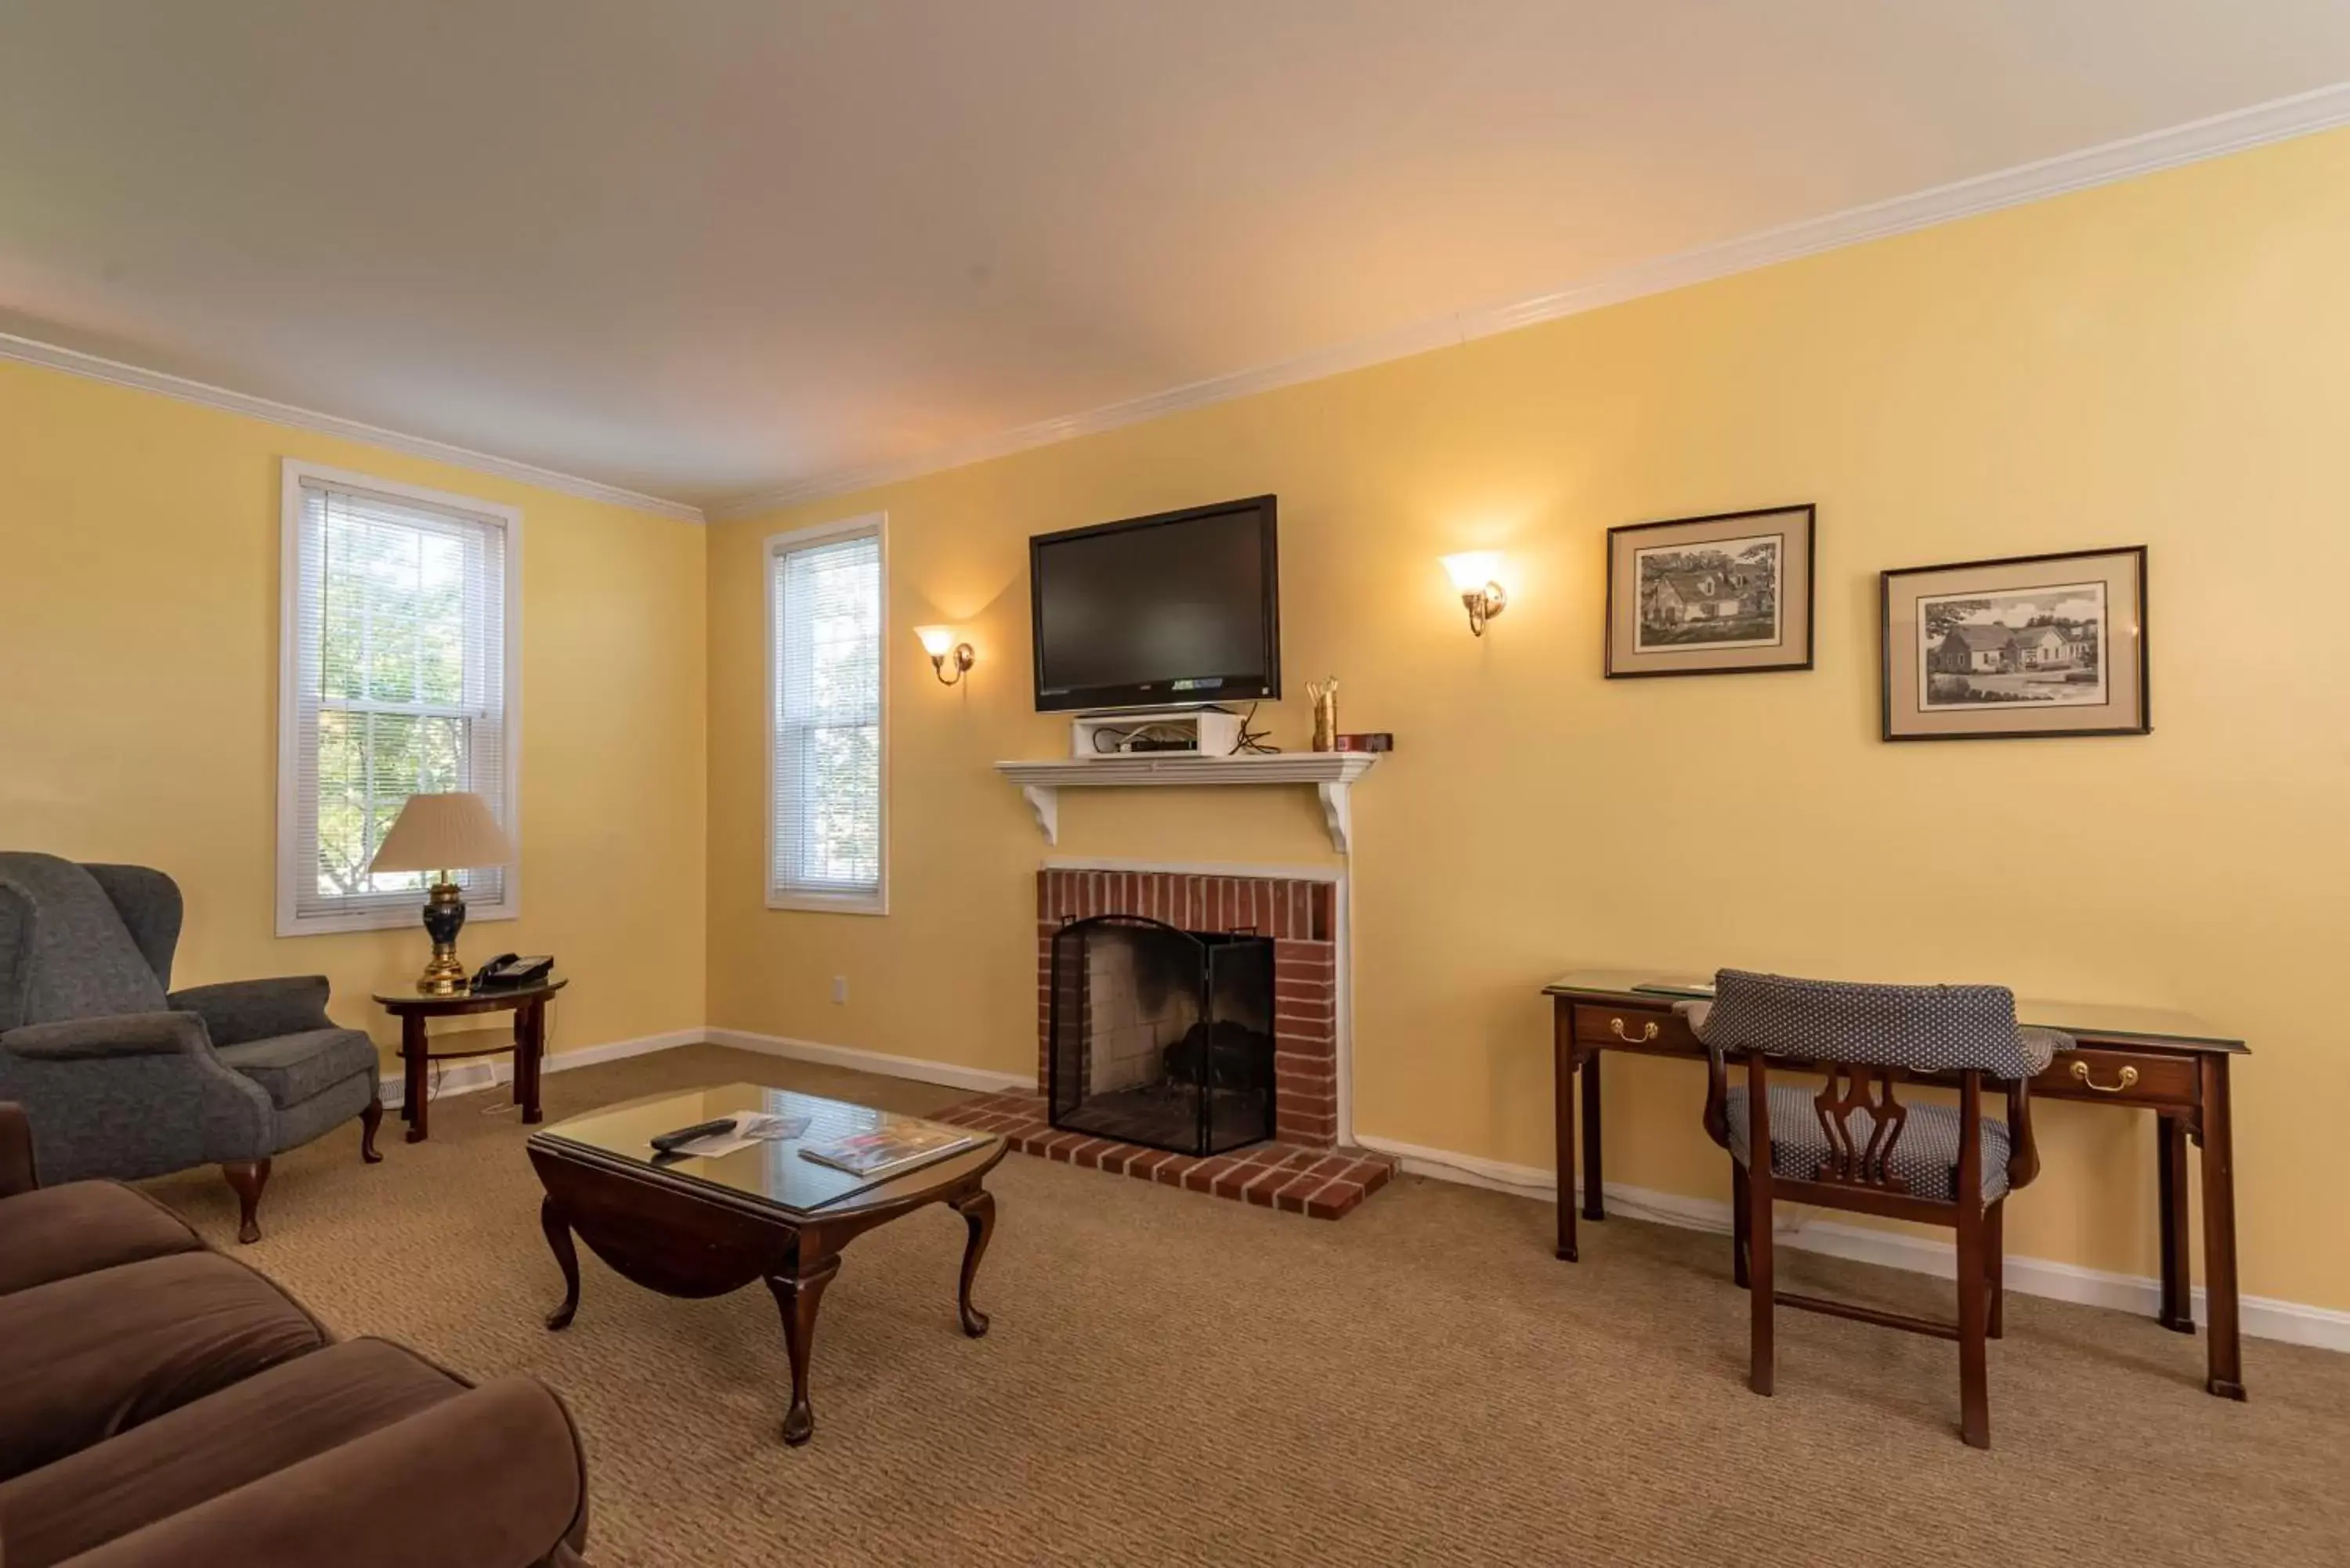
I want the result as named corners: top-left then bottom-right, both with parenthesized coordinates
top-left (1047, 915), bottom-right (1275, 1158)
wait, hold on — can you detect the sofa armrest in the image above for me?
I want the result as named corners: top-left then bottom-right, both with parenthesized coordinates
top-left (0, 1100), bottom-right (38, 1195)
top-left (165, 977), bottom-right (333, 1048)
top-left (2, 1011), bottom-right (213, 1061)
top-left (58, 1378), bottom-right (590, 1568)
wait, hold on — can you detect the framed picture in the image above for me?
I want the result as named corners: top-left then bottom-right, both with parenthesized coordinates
top-left (1880, 546), bottom-right (2149, 741)
top-left (1604, 504), bottom-right (1816, 677)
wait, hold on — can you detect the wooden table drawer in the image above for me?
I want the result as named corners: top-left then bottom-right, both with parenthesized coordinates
top-left (2044, 1047), bottom-right (2198, 1107)
top-left (1572, 1004), bottom-right (1694, 1051)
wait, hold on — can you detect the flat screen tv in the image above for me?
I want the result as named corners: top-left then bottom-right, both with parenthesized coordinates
top-left (1030, 496), bottom-right (1281, 713)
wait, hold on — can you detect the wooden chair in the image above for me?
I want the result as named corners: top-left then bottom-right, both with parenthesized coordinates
top-left (1687, 970), bottom-right (2064, 1448)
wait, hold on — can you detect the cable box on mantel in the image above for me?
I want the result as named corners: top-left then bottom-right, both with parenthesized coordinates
top-left (1068, 707), bottom-right (1244, 760)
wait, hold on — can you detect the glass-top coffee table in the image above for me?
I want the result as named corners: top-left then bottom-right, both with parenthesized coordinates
top-left (526, 1083), bottom-right (1007, 1446)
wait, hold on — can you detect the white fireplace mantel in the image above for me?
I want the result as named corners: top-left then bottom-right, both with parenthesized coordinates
top-left (992, 753), bottom-right (1380, 854)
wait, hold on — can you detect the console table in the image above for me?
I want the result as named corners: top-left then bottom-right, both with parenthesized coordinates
top-left (1544, 970), bottom-right (2247, 1400)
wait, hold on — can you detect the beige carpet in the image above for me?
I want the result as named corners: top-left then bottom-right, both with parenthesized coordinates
top-left (141, 1045), bottom-right (2350, 1567)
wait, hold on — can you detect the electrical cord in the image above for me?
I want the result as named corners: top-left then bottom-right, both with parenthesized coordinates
top-left (1233, 702), bottom-right (1279, 754)
top-left (1085, 705), bottom-right (1277, 755)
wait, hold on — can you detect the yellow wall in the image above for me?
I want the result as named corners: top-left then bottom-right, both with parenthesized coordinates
top-left (709, 128), bottom-right (2350, 1312)
top-left (0, 360), bottom-right (708, 1064)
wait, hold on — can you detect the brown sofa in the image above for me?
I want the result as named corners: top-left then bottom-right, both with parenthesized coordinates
top-left (0, 1104), bottom-right (591, 1567)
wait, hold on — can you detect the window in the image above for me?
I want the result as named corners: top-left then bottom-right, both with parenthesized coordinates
top-left (277, 461), bottom-right (520, 935)
top-left (767, 515), bottom-right (887, 913)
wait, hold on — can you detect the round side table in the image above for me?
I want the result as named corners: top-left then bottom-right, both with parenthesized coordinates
top-left (373, 977), bottom-right (568, 1143)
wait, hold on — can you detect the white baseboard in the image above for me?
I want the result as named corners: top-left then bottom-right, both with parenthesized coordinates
top-left (378, 1028), bottom-right (705, 1111)
top-left (704, 1028), bottom-right (1032, 1095)
top-left (1357, 1133), bottom-right (2350, 1355)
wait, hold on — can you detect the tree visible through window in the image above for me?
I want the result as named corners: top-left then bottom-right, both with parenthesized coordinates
top-left (769, 522), bottom-right (884, 909)
top-left (280, 465), bottom-right (515, 933)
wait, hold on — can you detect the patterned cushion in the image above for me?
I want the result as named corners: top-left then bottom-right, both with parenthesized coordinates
top-left (0, 854), bottom-right (169, 1024)
top-left (1692, 969), bottom-right (2063, 1079)
top-left (1725, 1082), bottom-right (2012, 1202)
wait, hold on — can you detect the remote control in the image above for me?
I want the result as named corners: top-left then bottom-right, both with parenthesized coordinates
top-left (649, 1118), bottom-right (738, 1153)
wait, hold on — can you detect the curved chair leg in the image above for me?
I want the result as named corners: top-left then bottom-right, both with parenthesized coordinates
top-left (360, 1097), bottom-right (385, 1165)
top-left (222, 1158), bottom-right (271, 1245)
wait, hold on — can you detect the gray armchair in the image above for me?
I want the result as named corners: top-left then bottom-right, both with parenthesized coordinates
top-left (0, 853), bottom-right (382, 1242)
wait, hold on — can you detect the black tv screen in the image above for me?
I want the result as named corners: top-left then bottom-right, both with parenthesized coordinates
top-left (1030, 496), bottom-right (1280, 712)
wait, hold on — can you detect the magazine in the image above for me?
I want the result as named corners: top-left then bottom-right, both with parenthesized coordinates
top-left (798, 1120), bottom-right (982, 1181)
top-left (664, 1113), bottom-right (810, 1160)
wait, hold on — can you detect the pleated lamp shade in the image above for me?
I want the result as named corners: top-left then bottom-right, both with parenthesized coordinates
top-left (368, 791), bottom-right (515, 875)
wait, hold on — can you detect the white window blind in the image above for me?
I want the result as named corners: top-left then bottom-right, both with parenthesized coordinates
top-left (280, 464), bottom-right (518, 934)
top-left (768, 521), bottom-right (886, 912)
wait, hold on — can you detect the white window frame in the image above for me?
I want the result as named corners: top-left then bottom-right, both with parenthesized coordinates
top-left (276, 459), bottom-right (524, 937)
top-left (765, 512), bottom-right (889, 916)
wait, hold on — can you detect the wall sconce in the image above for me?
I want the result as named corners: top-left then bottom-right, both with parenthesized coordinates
top-left (1440, 552), bottom-right (1509, 637)
top-left (913, 625), bottom-right (975, 686)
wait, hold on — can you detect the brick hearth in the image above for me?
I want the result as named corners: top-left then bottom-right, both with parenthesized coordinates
top-left (1036, 867), bottom-right (1340, 1147)
top-left (934, 1090), bottom-right (1394, 1220)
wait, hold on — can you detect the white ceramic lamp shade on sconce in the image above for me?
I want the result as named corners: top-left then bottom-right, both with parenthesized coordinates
top-left (1440, 552), bottom-right (1509, 636)
top-left (914, 624), bottom-right (975, 685)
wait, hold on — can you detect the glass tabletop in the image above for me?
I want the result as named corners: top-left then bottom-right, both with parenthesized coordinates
top-left (530, 1083), bottom-right (1003, 1215)
top-left (1542, 970), bottom-right (2243, 1050)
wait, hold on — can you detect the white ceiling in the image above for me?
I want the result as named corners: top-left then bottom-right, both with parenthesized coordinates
top-left (3, 3), bottom-right (2348, 515)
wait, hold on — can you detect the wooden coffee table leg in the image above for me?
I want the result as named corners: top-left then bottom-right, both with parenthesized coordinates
top-left (765, 1253), bottom-right (841, 1446)
top-left (541, 1195), bottom-right (582, 1330)
top-left (952, 1187), bottom-right (996, 1338)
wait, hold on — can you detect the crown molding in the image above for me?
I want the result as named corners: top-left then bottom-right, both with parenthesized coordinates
top-left (707, 79), bottom-right (2350, 522)
top-left (0, 331), bottom-right (706, 522)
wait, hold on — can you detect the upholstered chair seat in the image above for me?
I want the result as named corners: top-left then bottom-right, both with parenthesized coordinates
top-left (0, 853), bottom-right (383, 1241)
top-left (1723, 1082), bottom-right (2014, 1202)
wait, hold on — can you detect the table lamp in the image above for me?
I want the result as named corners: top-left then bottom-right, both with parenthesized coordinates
top-left (367, 791), bottom-right (515, 995)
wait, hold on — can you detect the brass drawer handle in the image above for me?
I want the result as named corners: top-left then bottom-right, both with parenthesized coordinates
top-left (1609, 1017), bottom-right (1659, 1044)
top-left (2070, 1060), bottom-right (2140, 1094)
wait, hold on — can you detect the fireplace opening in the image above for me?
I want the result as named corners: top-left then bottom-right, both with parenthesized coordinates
top-left (1047, 914), bottom-right (1275, 1158)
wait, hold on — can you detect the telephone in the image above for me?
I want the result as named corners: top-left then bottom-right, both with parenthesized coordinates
top-left (470, 953), bottom-right (555, 992)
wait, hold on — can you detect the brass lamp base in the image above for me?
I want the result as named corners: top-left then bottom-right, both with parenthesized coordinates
top-left (416, 878), bottom-right (469, 995)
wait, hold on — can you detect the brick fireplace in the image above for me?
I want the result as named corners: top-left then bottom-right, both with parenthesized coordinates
top-left (929, 861), bottom-right (1385, 1219)
top-left (1036, 866), bottom-right (1340, 1147)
